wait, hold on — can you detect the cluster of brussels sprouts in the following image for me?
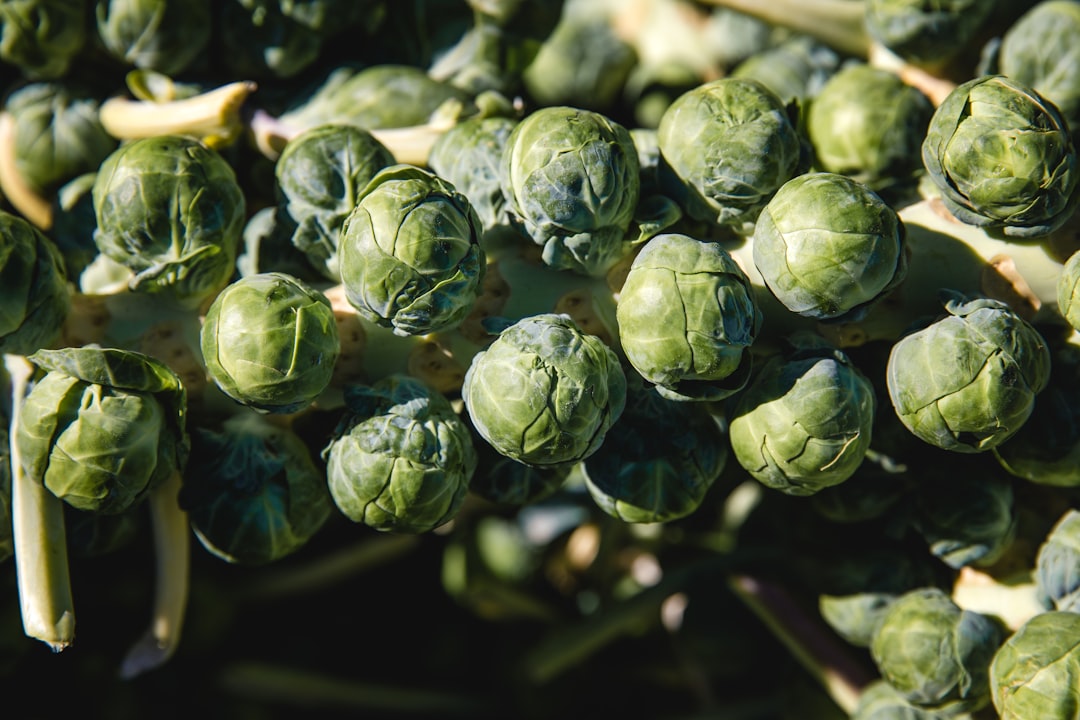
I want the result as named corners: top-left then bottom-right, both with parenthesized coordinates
top-left (1, 1), bottom-right (1080, 718)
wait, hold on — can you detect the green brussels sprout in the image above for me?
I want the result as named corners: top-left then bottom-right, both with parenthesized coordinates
top-left (200, 272), bottom-right (340, 414)
top-left (95, 0), bottom-right (213, 76)
top-left (1058, 249), bottom-right (1080, 334)
top-left (870, 587), bottom-right (1003, 714)
top-left (500, 105), bottom-right (641, 277)
top-left (462, 313), bottom-right (627, 467)
top-left (264, 0), bottom-right (377, 35)
top-left (993, 340), bottom-right (1080, 487)
top-left (886, 292), bottom-right (1052, 453)
top-left (275, 123), bottom-right (396, 281)
top-left (913, 472), bottom-right (1017, 569)
top-left (995, 0), bottom-right (1080, 132)
top-left (921, 75), bottom-right (1080, 239)
top-left (582, 379), bottom-right (728, 523)
top-left (338, 163), bottom-right (485, 336)
top-left (864, 0), bottom-right (997, 67)
top-left (753, 172), bottom-right (908, 323)
top-left (521, 14), bottom-right (637, 112)
top-left (179, 412), bottom-right (333, 565)
top-left (0, 0), bottom-right (88, 79)
top-left (15, 346), bottom-right (188, 515)
top-left (91, 134), bottom-right (247, 308)
top-left (616, 232), bottom-right (761, 402)
top-left (1034, 509), bottom-right (1080, 613)
top-left (805, 64), bottom-right (933, 191)
top-left (656, 77), bottom-right (801, 233)
top-left (216, 0), bottom-right (323, 79)
top-left (818, 548), bottom-right (943, 649)
top-left (4, 82), bottom-right (117, 200)
top-left (730, 35), bottom-right (840, 105)
top-left (851, 680), bottom-right (972, 720)
top-left (323, 374), bottom-right (476, 533)
top-left (989, 611), bottom-right (1080, 719)
top-left (0, 209), bottom-right (70, 356)
top-left (728, 338), bottom-right (876, 496)
top-left (428, 115), bottom-right (516, 231)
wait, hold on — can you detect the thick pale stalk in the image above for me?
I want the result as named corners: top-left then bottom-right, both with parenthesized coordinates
top-left (99, 81), bottom-right (257, 149)
top-left (5, 353), bottom-right (75, 651)
top-left (696, 0), bottom-right (870, 58)
top-left (0, 112), bottom-right (53, 229)
top-left (119, 470), bottom-right (189, 679)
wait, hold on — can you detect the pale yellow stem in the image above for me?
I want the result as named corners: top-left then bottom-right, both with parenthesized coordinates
top-left (6, 353), bottom-right (75, 651)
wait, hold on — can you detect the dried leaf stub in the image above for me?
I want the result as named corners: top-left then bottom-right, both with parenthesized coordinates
top-left (408, 339), bottom-right (467, 395)
top-left (982, 254), bottom-right (1040, 321)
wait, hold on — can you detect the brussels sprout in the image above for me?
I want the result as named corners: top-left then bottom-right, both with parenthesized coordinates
top-left (582, 379), bottom-right (728, 523)
top-left (851, 680), bottom-right (972, 720)
top-left (993, 339), bottom-right (1080, 487)
top-left (817, 548), bottom-right (943, 649)
top-left (656, 77), bottom-right (801, 233)
top-left (92, 134), bottom-right (247, 308)
top-left (95, 0), bottom-right (213, 76)
top-left (4, 82), bottom-right (117, 200)
top-left (886, 292), bottom-right (1052, 453)
top-left (913, 472), bottom-right (1017, 569)
top-left (991, 0), bottom-right (1080, 131)
top-left (1058, 248), bottom-right (1080, 334)
top-left (805, 64), bottom-right (933, 192)
top-left (179, 412), bottom-right (333, 565)
top-left (200, 272), bottom-right (340, 414)
top-left (15, 347), bottom-right (188, 515)
top-left (339, 164), bottom-right (485, 337)
top-left (428, 115), bottom-right (516, 231)
top-left (0, 209), bottom-right (70, 356)
top-left (521, 14), bottom-right (637, 112)
top-left (0, 0), bottom-right (88, 79)
top-left (728, 338), bottom-right (876, 496)
top-left (730, 35), bottom-right (840, 105)
top-left (870, 587), bottom-right (1003, 714)
top-left (323, 374), bottom-right (476, 533)
top-left (275, 123), bottom-right (396, 281)
top-left (753, 172), bottom-right (907, 323)
top-left (1034, 509), bottom-right (1080, 613)
top-left (989, 611), bottom-right (1080, 719)
top-left (216, 0), bottom-right (324, 79)
top-left (500, 105), bottom-right (641, 277)
top-left (864, 0), bottom-right (997, 68)
top-left (921, 75), bottom-right (1080, 239)
top-left (616, 232), bottom-right (761, 402)
top-left (462, 313), bottom-right (626, 467)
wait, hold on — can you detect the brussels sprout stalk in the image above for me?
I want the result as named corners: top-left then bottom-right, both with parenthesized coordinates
top-left (119, 470), bottom-right (189, 679)
top-left (697, 0), bottom-right (958, 104)
top-left (99, 80), bottom-right (257, 149)
top-left (0, 112), bottom-right (53, 229)
top-left (696, 0), bottom-right (868, 58)
top-left (5, 353), bottom-right (74, 652)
